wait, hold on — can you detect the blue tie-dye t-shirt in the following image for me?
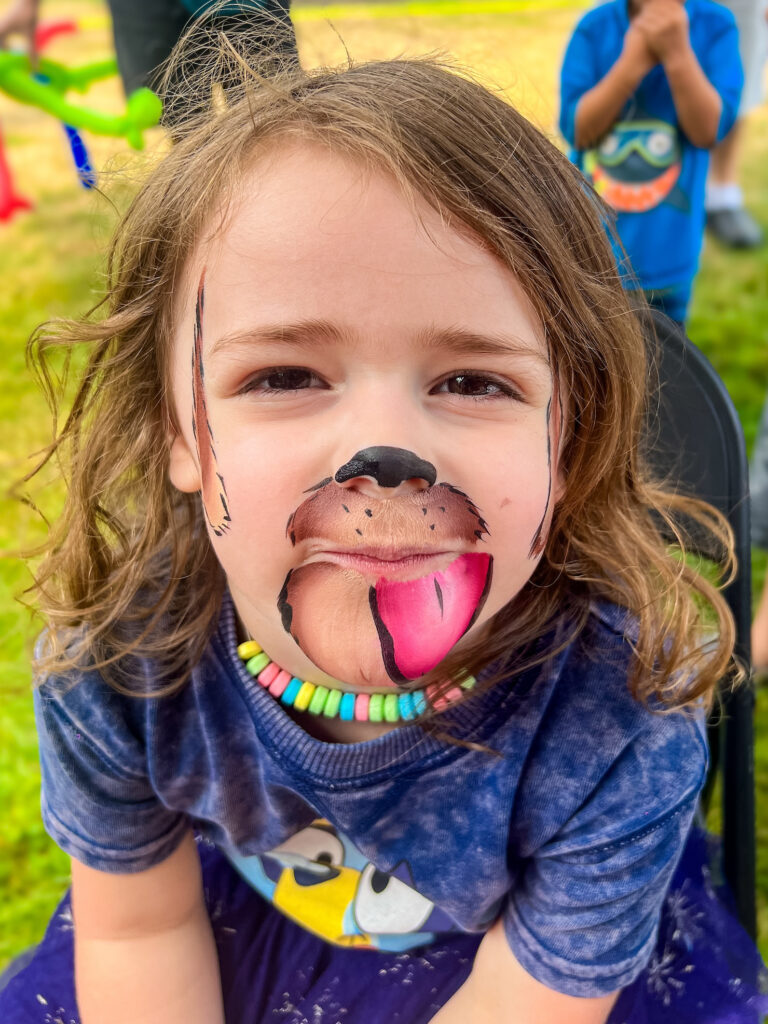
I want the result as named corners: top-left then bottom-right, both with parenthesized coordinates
top-left (34, 594), bottom-right (707, 998)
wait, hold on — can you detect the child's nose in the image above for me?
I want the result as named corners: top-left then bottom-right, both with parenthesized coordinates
top-left (334, 446), bottom-right (436, 499)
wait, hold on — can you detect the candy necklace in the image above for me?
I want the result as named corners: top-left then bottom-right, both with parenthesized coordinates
top-left (236, 640), bottom-right (476, 723)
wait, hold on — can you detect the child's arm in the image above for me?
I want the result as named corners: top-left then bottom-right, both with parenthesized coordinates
top-left (429, 919), bottom-right (618, 1024)
top-left (634, 0), bottom-right (721, 148)
top-left (571, 24), bottom-right (656, 148)
top-left (71, 831), bottom-right (225, 1024)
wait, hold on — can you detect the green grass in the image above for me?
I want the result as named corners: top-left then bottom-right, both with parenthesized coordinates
top-left (2, 0), bottom-right (768, 973)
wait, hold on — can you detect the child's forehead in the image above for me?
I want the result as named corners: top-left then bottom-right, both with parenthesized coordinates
top-left (177, 140), bottom-right (546, 355)
top-left (194, 140), bottom-right (485, 275)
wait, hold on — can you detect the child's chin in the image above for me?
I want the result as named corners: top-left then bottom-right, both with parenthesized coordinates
top-left (299, 635), bottom-right (412, 691)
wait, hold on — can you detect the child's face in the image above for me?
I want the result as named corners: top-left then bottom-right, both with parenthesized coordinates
top-left (169, 142), bottom-right (564, 690)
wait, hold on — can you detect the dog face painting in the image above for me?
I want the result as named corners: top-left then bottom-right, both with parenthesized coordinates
top-left (168, 143), bottom-right (564, 690)
top-left (279, 455), bottom-right (493, 684)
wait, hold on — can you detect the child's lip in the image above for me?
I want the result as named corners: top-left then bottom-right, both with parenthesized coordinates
top-left (316, 547), bottom-right (457, 578)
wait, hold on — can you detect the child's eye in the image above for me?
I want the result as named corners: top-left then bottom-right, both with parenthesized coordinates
top-left (431, 373), bottom-right (522, 401)
top-left (240, 367), bottom-right (328, 395)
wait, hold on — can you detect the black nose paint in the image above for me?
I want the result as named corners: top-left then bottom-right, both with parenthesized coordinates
top-left (334, 447), bottom-right (437, 489)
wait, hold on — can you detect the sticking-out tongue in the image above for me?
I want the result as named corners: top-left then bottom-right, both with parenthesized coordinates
top-left (369, 552), bottom-right (492, 681)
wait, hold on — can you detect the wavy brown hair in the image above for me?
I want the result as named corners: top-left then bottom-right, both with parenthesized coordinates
top-left (24, 41), bottom-right (737, 709)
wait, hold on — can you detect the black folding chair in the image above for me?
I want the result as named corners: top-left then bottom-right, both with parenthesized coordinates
top-left (642, 308), bottom-right (756, 938)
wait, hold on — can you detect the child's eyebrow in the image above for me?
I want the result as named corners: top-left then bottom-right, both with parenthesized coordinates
top-left (208, 319), bottom-right (352, 358)
top-left (417, 326), bottom-right (549, 365)
top-left (208, 319), bottom-right (549, 365)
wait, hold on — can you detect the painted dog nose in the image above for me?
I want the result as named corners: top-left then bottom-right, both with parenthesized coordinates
top-left (334, 447), bottom-right (437, 491)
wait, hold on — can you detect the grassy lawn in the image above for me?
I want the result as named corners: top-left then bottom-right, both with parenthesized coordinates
top-left (1, 0), bottom-right (767, 970)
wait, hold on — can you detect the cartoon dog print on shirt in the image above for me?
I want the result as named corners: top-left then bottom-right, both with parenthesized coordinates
top-left (227, 820), bottom-right (457, 952)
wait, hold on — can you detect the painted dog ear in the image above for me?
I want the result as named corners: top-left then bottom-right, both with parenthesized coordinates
top-left (168, 429), bottom-right (202, 494)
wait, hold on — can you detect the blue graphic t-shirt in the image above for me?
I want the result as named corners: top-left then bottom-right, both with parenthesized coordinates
top-left (560, 0), bottom-right (742, 296)
top-left (34, 596), bottom-right (708, 998)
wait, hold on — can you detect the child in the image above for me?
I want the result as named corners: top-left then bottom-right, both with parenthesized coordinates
top-left (706, 0), bottom-right (767, 248)
top-left (560, 0), bottom-right (743, 323)
top-left (2, 40), bottom-right (767, 1024)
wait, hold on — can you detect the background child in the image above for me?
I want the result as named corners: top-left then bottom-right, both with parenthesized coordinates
top-left (706, 0), bottom-right (767, 248)
top-left (560, 0), bottom-right (743, 323)
top-left (1, 34), bottom-right (766, 1024)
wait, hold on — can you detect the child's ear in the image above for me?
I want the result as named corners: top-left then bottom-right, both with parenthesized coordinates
top-left (168, 431), bottom-right (202, 493)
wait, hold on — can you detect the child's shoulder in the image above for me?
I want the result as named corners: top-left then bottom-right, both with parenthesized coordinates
top-left (549, 599), bottom-right (708, 761)
top-left (32, 627), bottom-right (172, 769)
top-left (509, 602), bottom-right (709, 851)
top-left (569, 0), bottom-right (625, 36)
top-left (687, 0), bottom-right (739, 22)
top-left (34, 656), bottom-right (150, 768)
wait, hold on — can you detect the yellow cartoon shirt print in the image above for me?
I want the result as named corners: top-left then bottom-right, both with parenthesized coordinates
top-left (226, 819), bottom-right (456, 952)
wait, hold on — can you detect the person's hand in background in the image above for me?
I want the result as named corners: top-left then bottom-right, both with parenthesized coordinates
top-left (0, 0), bottom-right (41, 58)
top-left (620, 19), bottom-right (658, 80)
top-left (634, 0), bottom-right (690, 65)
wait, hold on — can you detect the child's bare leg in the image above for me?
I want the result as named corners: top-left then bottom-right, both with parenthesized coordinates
top-left (709, 118), bottom-right (743, 186)
top-left (706, 120), bottom-right (763, 247)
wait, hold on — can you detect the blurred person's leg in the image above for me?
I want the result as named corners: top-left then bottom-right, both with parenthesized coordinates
top-left (105, 0), bottom-right (299, 128)
top-left (106, 0), bottom-right (190, 96)
top-left (706, 0), bottom-right (766, 248)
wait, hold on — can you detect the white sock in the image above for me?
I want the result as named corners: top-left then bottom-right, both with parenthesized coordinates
top-left (705, 182), bottom-right (743, 212)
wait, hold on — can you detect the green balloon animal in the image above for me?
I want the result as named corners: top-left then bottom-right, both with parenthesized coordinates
top-left (0, 50), bottom-right (162, 150)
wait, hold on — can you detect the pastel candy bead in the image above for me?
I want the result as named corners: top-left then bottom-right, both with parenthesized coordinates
top-left (246, 652), bottom-right (270, 676)
top-left (383, 694), bottom-right (400, 722)
top-left (398, 692), bottom-right (415, 720)
top-left (432, 685), bottom-right (464, 711)
top-left (257, 662), bottom-right (280, 688)
top-left (340, 692), bottom-right (355, 721)
top-left (281, 677), bottom-right (302, 706)
top-left (236, 640), bottom-right (464, 725)
top-left (323, 689), bottom-right (342, 718)
top-left (309, 686), bottom-right (329, 715)
top-left (268, 670), bottom-right (291, 698)
top-left (355, 693), bottom-right (370, 721)
top-left (368, 694), bottom-right (384, 723)
top-left (237, 640), bottom-right (262, 660)
top-left (412, 690), bottom-right (427, 716)
top-left (294, 681), bottom-right (315, 712)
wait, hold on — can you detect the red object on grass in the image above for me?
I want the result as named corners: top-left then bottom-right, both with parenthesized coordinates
top-left (0, 125), bottom-right (33, 221)
top-left (34, 20), bottom-right (77, 53)
top-left (0, 20), bottom-right (78, 222)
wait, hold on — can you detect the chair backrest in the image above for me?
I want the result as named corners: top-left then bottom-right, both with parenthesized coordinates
top-left (642, 308), bottom-right (755, 938)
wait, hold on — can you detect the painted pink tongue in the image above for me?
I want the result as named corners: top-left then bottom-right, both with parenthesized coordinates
top-left (370, 552), bottom-right (492, 681)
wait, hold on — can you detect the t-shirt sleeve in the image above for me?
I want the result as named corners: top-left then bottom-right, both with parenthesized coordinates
top-left (34, 671), bottom-right (188, 873)
top-left (699, 10), bottom-right (743, 142)
top-left (503, 710), bottom-right (708, 997)
top-left (559, 15), bottom-right (602, 146)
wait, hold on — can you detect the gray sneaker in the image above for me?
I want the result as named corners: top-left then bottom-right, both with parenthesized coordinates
top-left (706, 207), bottom-right (764, 248)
